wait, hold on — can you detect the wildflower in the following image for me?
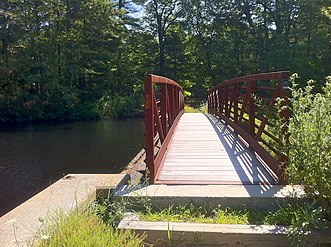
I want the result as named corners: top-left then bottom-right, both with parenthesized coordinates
top-left (41, 235), bottom-right (51, 240)
top-left (10, 239), bottom-right (22, 244)
top-left (8, 218), bottom-right (17, 224)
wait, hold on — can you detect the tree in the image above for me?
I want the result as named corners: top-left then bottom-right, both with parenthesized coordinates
top-left (1, 0), bottom-right (330, 121)
top-left (134, 0), bottom-right (180, 75)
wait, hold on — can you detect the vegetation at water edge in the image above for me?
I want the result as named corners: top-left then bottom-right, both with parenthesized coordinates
top-left (34, 209), bottom-right (146, 247)
top-left (286, 75), bottom-right (331, 209)
top-left (1, 1), bottom-right (330, 122)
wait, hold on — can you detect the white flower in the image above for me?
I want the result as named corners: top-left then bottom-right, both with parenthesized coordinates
top-left (38, 217), bottom-right (45, 223)
top-left (41, 235), bottom-right (51, 240)
top-left (10, 239), bottom-right (22, 244)
top-left (8, 218), bottom-right (17, 224)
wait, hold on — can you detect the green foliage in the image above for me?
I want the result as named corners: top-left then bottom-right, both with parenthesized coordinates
top-left (138, 202), bottom-right (329, 247)
top-left (97, 87), bottom-right (144, 119)
top-left (265, 203), bottom-right (327, 247)
top-left (43, 86), bottom-right (79, 119)
top-left (1, 0), bottom-right (330, 122)
top-left (184, 104), bottom-right (207, 113)
top-left (93, 188), bottom-right (152, 228)
top-left (34, 209), bottom-right (146, 247)
top-left (286, 75), bottom-right (331, 203)
top-left (94, 191), bottom-right (329, 247)
top-left (139, 203), bottom-right (269, 225)
top-left (0, 0), bottom-right (150, 122)
top-left (0, 93), bottom-right (44, 122)
top-left (93, 197), bottom-right (135, 228)
top-left (0, 87), bottom-right (99, 122)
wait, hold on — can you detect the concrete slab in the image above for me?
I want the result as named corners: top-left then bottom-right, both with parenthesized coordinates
top-left (118, 213), bottom-right (331, 247)
top-left (0, 173), bottom-right (128, 247)
top-left (113, 184), bottom-right (307, 210)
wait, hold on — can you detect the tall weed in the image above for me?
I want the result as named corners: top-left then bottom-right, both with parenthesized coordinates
top-left (35, 209), bottom-right (145, 247)
top-left (286, 75), bottom-right (331, 204)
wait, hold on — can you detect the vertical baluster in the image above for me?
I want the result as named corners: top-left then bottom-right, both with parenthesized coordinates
top-left (219, 87), bottom-right (223, 114)
top-left (234, 82), bottom-right (239, 123)
top-left (215, 90), bottom-right (218, 112)
top-left (173, 87), bottom-right (176, 117)
top-left (224, 84), bottom-right (229, 117)
top-left (249, 80), bottom-right (256, 137)
top-left (211, 91), bottom-right (215, 111)
top-left (207, 92), bottom-right (210, 113)
top-left (144, 74), bottom-right (155, 184)
top-left (167, 87), bottom-right (173, 126)
top-left (161, 84), bottom-right (168, 136)
top-left (211, 91), bottom-right (214, 112)
top-left (171, 86), bottom-right (176, 124)
top-left (175, 88), bottom-right (179, 115)
top-left (279, 78), bottom-right (291, 183)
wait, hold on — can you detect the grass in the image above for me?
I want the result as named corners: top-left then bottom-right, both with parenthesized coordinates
top-left (137, 202), bottom-right (329, 228)
top-left (137, 202), bottom-right (329, 247)
top-left (138, 203), bottom-right (269, 225)
top-left (34, 209), bottom-right (146, 247)
top-left (32, 197), bottom-right (329, 247)
top-left (184, 104), bottom-right (207, 113)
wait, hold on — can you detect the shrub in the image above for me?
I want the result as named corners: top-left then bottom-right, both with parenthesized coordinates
top-left (43, 86), bottom-right (79, 120)
top-left (0, 93), bottom-right (45, 122)
top-left (35, 209), bottom-right (145, 247)
top-left (286, 75), bottom-right (331, 203)
top-left (97, 88), bottom-right (143, 118)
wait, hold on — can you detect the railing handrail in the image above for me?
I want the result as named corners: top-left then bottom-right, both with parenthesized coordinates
top-left (146, 74), bottom-right (184, 91)
top-left (144, 74), bottom-right (184, 184)
top-left (210, 71), bottom-right (290, 91)
top-left (208, 71), bottom-right (290, 183)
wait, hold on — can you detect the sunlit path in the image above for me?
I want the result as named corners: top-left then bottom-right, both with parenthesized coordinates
top-left (156, 113), bottom-right (277, 185)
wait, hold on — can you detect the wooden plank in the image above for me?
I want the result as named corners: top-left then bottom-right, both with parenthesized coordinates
top-left (156, 113), bottom-right (277, 184)
top-left (162, 167), bottom-right (238, 171)
top-left (154, 180), bottom-right (273, 185)
top-left (165, 155), bottom-right (228, 158)
top-left (159, 169), bottom-right (265, 176)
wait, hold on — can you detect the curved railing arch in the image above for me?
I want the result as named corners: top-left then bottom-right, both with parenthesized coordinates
top-left (144, 74), bottom-right (184, 184)
top-left (208, 71), bottom-right (291, 183)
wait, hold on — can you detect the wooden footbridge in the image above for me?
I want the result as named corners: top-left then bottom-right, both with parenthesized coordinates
top-left (144, 72), bottom-right (291, 185)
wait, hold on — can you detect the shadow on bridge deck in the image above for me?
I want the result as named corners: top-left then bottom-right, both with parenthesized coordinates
top-left (156, 113), bottom-right (279, 187)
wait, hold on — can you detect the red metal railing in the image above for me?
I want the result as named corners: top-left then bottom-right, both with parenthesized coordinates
top-left (208, 71), bottom-right (290, 183)
top-left (144, 74), bottom-right (184, 184)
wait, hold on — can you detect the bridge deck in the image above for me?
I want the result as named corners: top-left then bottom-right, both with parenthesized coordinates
top-left (156, 113), bottom-right (278, 185)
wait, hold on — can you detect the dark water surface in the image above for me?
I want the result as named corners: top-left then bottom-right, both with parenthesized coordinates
top-left (0, 118), bottom-right (144, 216)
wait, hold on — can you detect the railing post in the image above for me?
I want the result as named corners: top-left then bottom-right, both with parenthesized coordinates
top-left (224, 84), bottom-right (229, 117)
top-left (144, 74), bottom-right (155, 184)
top-left (161, 84), bottom-right (168, 136)
top-left (215, 88), bottom-right (219, 112)
top-left (153, 93), bottom-right (164, 142)
top-left (167, 89), bottom-right (173, 125)
top-left (215, 87), bottom-right (221, 112)
top-left (170, 86), bottom-right (175, 124)
top-left (279, 79), bottom-right (291, 183)
top-left (219, 87), bottom-right (223, 114)
top-left (207, 92), bottom-right (212, 113)
top-left (211, 92), bottom-right (216, 111)
top-left (233, 82), bottom-right (239, 123)
top-left (175, 88), bottom-right (179, 115)
top-left (249, 80), bottom-right (256, 137)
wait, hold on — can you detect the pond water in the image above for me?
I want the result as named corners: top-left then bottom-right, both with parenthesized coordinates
top-left (0, 118), bottom-right (145, 216)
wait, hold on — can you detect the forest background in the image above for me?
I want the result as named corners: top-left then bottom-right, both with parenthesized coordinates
top-left (0, 0), bottom-right (330, 122)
